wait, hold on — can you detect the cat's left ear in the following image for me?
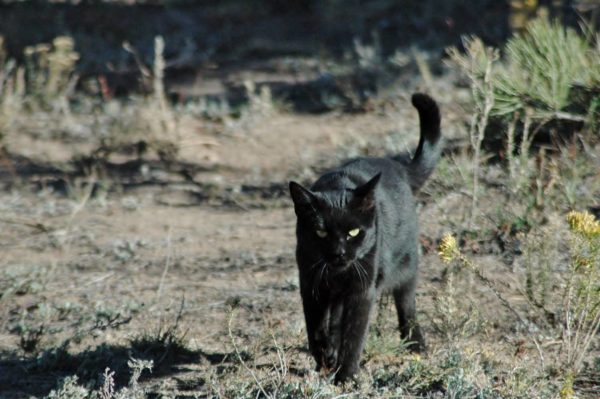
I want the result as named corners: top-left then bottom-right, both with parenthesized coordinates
top-left (351, 173), bottom-right (381, 212)
top-left (289, 181), bottom-right (318, 217)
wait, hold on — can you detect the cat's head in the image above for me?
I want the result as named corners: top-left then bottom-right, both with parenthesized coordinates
top-left (289, 173), bottom-right (380, 273)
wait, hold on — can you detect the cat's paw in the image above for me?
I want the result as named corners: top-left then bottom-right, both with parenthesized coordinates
top-left (407, 331), bottom-right (427, 354)
top-left (334, 365), bottom-right (359, 385)
top-left (407, 341), bottom-right (427, 355)
top-left (324, 345), bottom-right (338, 369)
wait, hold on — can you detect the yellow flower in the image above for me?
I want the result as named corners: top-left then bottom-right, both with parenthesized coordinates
top-left (438, 233), bottom-right (459, 264)
top-left (566, 211), bottom-right (600, 239)
top-left (559, 371), bottom-right (575, 399)
top-left (407, 353), bottom-right (421, 362)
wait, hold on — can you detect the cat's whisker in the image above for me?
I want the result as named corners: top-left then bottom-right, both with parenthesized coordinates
top-left (357, 257), bottom-right (373, 269)
top-left (358, 262), bottom-right (369, 290)
top-left (350, 262), bottom-right (359, 287)
top-left (357, 258), bottom-right (372, 273)
top-left (355, 260), bottom-right (371, 290)
top-left (357, 262), bottom-right (367, 290)
top-left (359, 263), bottom-right (368, 290)
top-left (313, 261), bottom-right (328, 299)
top-left (308, 258), bottom-right (326, 298)
top-left (308, 257), bottom-right (325, 271)
top-left (351, 261), bottom-right (366, 291)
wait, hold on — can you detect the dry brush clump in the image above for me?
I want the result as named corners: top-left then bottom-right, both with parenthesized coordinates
top-left (561, 211), bottom-right (600, 394)
top-left (0, 34), bottom-right (188, 168)
top-left (0, 35), bottom-right (80, 143)
top-left (447, 36), bottom-right (499, 225)
top-left (0, 32), bottom-right (281, 173)
top-left (24, 36), bottom-right (79, 111)
top-left (437, 209), bottom-right (600, 399)
top-left (44, 358), bottom-right (154, 399)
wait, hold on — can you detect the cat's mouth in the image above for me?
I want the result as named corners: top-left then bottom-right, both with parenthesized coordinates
top-left (327, 258), bottom-right (352, 273)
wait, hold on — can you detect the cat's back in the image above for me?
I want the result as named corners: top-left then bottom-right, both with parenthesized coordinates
top-left (312, 157), bottom-right (411, 193)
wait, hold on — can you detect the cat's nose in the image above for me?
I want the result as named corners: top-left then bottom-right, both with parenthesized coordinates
top-left (333, 247), bottom-right (345, 257)
top-left (331, 249), bottom-right (346, 265)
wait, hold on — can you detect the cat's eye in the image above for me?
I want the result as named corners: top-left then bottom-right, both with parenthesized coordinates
top-left (316, 230), bottom-right (328, 238)
top-left (348, 228), bottom-right (360, 238)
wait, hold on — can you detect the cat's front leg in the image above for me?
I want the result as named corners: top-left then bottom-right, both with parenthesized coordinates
top-left (300, 292), bottom-right (331, 371)
top-left (324, 300), bottom-right (344, 370)
top-left (335, 289), bottom-right (375, 384)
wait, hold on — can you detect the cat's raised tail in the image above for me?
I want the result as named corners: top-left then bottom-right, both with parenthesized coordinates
top-left (407, 93), bottom-right (442, 191)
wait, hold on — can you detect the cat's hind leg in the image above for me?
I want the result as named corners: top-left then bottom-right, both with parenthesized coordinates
top-left (393, 283), bottom-right (426, 353)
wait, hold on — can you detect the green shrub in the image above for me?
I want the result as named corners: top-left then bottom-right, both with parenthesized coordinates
top-left (493, 18), bottom-right (600, 119)
top-left (448, 17), bottom-right (599, 197)
top-left (449, 16), bottom-right (599, 138)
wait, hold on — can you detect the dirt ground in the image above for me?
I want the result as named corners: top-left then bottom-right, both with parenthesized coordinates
top-left (0, 98), bottom-right (447, 395)
top-left (1, 85), bottom-right (598, 397)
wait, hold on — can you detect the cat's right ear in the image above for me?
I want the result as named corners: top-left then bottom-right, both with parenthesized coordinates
top-left (289, 181), bottom-right (318, 217)
top-left (350, 172), bottom-right (381, 212)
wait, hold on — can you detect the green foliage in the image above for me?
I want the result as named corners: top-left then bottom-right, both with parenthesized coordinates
top-left (448, 17), bottom-right (600, 201)
top-left (449, 16), bottom-right (600, 138)
top-left (494, 18), bottom-right (600, 118)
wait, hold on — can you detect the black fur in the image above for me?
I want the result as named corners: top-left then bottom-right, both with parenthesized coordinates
top-left (289, 93), bottom-right (442, 384)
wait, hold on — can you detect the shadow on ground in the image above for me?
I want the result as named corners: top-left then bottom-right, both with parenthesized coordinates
top-left (0, 339), bottom-right (238, 397)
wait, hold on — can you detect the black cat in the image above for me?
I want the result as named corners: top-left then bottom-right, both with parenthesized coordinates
top-left (289, 93), bottom-right (441, 384)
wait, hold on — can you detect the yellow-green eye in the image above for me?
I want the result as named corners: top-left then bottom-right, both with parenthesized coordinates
top-left (348, 228), bottom-right (360, 238)
top-left (316, 230), bottom-right (328, 238)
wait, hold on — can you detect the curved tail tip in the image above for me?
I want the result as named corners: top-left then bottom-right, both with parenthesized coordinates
top-left (411, 92), bottom-right (437, 111)
top-left (411, 92), bottom-right (441, 131)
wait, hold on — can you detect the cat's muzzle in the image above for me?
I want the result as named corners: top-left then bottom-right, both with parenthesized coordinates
top-left (329, 255), bottom-right (349, 269)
